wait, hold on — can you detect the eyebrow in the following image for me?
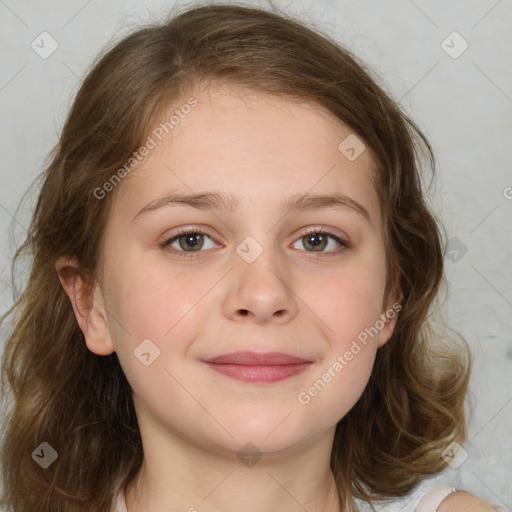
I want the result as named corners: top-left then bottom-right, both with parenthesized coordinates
top-left (132, 190), bottom-right (372, 224)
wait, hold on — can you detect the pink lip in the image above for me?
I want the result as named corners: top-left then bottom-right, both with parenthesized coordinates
top-left (201, 351), bottom-right (313, 383)
top-left (202, 351), bottom-right (312, 365)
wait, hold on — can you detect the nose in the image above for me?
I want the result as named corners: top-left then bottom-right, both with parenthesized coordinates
top-left (222, 245), bottom-right (299, 325)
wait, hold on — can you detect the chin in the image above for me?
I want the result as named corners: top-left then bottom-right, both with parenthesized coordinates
top-left (212, 418), bottom-right (322, 458)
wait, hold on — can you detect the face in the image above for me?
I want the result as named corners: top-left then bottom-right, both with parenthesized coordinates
top-left (75, 85), bottom-right (398, 458)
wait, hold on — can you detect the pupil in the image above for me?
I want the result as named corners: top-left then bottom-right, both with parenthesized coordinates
top-left (309, 234), bottom-right (321, 246)
top-left (182, 233), bottom-right (203, 250)
top-left (306, 233), bottom-right (326, 251)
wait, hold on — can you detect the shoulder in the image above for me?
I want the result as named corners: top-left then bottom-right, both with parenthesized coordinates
top-left (415, 488), bottom-right (499, 512)
top-left (436, 491), bottom-right (500, 512)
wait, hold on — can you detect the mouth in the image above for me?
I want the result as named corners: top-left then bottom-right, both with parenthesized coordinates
top-left (200, 351), bottom-right (313, 384)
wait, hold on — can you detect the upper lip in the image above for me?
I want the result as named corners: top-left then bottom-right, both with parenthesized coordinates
top-left (201, 351), bottom-right (312, 365)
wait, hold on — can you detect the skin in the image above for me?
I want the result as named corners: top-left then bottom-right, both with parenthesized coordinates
top-left (56, 85), bottom-right (493, 512)
top-left (437, 491), bottom-right (503, 512)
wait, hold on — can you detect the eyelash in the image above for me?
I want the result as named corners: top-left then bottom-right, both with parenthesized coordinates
top-left (160, 226), bottom-right (350, 260)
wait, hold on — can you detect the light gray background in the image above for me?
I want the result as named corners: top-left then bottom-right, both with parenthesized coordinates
top-left (0, 0), bottom-right (510, 508)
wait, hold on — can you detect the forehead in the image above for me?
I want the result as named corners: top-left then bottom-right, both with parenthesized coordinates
top-left (110, 84), bottom-right (382, 227)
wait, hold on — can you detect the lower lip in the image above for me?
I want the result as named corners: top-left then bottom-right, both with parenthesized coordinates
top-left (202, 362), bottom-right (312, 383)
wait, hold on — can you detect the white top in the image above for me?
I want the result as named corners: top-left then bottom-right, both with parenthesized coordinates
top-left (111, 484), bottom-right (457, 512)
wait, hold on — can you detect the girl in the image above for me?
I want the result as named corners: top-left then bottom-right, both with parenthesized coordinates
top-left (0, 4), bottom-right (502, 512)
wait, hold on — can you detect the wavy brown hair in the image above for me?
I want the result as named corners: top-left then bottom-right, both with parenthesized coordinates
top-left (0, 3), bottom-right (471, 511)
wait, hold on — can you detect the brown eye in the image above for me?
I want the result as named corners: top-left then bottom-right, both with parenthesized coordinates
top-left (301, 232), bottom-right (329, 252)
top-left (161, 229), bottom-right (217, 258)
top-left (175, 233), bottom-right (205, 252)
top-left (292, 228), bottom-right (349, 255)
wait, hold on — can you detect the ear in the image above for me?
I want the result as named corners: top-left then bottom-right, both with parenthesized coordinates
top-left (377, 271), bottom-right (403, 348)
top-left (55, 256), bottom-right (115, 355)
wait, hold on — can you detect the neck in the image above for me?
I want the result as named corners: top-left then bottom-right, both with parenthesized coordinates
top-left (124, 428), bottom-right (343, 512)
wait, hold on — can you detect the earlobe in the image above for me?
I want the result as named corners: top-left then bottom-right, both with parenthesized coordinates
top-left (377, 305), bottom-right (400, 348)
top-left (378, 272), bottom-right (403, 348)
top-left (55, 256), bottom-right (115, 356)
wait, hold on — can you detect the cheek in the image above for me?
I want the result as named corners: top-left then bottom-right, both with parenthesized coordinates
top-left (313, 258), bottom-right (386, 344)
top-left (107, 256), bottom-right (208, 340)
top-left (103, 253), bottom-right (226, 392)
top-left (301, 258), bottom-right (384, 408)
top-left (104, 261), bottom-right (207, 402)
